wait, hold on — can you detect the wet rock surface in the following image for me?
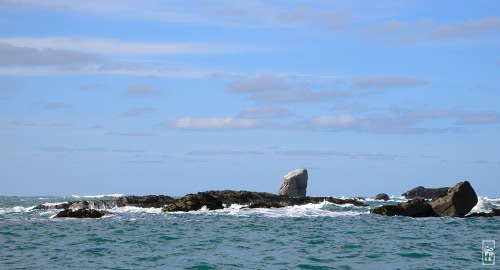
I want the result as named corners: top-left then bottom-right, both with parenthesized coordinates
top-left (431, 181), bottom-right (478, 217)
top-left (401, 186), bottom-right (449, 200)
top-left (55, 209), bottom-right (110, 218)
top-left (466, 209), bottom-right (500, 217)
top-left (374, 193), bottom-right (389, 201)
top-left (371, 198), bottom-right (438, 217)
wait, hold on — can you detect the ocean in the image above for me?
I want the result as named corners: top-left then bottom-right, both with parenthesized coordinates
top-left (0, 195), bottom-right (498, 269)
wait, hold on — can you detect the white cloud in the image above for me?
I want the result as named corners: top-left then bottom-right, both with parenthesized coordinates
top-left (229, 74), bottom-right (349, 103)
top-left (165, 117), bottom-right (266, 130)
top-left (352, 76), bottom-right (428, 89)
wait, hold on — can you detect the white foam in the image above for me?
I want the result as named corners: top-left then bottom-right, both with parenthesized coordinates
top-left (0, 206), bottom-right (33, 214)
top-left (165, 201), bottom-right (369, 218)
top-left (109, 206), bottom-right (162, 214)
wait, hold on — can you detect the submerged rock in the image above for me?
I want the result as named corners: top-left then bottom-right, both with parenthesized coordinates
top-left (33, 202), bottom-right (72, 210)
top-left (279, 168), bottom-right (308, 197)
top-left (55, 209), bottom-right (110, 218)
top-left (246, 202), bottom-right (285, 209)
top-left (34, 195), bottom-right (175, 211)
top-left (162, 190), bottom-right (367, 212)
top-left (466, 209), bottom-right (500, 218)
top-left (401, 186), bottom-right (449, 200)
top-left (374, 193), bottom-right (389, 201)
top-left (431, 181), bottom-right (478, 217)
top-left (371, 198), bottom-right (437, 217)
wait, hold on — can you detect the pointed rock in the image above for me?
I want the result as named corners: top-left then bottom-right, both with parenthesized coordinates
top-left (279, 168), bottom-right (308, 197)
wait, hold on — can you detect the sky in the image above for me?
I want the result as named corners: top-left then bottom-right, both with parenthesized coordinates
top-left (1, 0), bottom-right (499, 197)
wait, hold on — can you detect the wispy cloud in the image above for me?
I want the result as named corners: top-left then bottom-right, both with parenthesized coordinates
top-left (238, 106), bottom-right (291, 119)
top-left (188, 149), bottom-right (265, 156)
top-left (124, 82), bottom-right (159, 97)
top-left (107, 132), bottom-right (157, 137)
top-left (352, 76), bottom-right (429, 90)
top-left (164, 117), bottom-right (267, 130)
top-left (120, 107), bottom-right (155, 117)
top-left (0, 37), bottom-right (261, 56)
top-left (302, 108), bottom-right (500, 134)
top-left (362, 16), bottom-right (500, 45)
top-left (229, 74), bottom-right (349, 103)
top-left (0, 42), bottom-right (104, 68)
top-left (277, 8), bottom-right (350, 32)
top-left (429, 17), bottom-right (500, 40)
top-left (274, 149), bottom-right (397, 161)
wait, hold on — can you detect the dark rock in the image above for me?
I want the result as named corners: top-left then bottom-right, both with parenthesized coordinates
top-left (114, 195), bottom-right (174, 208)
top-left (246, 202), bottom-right (285, 209)
top-left (402, 186), bottom-right (449, 200)
top-left (54, 209), bottom-right (110, 218)
top-left (374, 193), bottom-right (389, 201)
top-left (162, 190), bottom-right (367, 212)
top-left (372, 198), bottom-right (438, 217)
top-left (431, 181), bottom-right (478, 217)
top-left (279, 168), bottom-right (308, 197)
top-left (466, 209), bottom-right (500, 218)
top-left (162, 192), bottom-right (224, 212)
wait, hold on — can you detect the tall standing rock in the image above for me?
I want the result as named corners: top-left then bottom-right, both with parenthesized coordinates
top-left (279, 168), bottom-right (308, 197)
top-left (431, 181), bottom-right (478, 217)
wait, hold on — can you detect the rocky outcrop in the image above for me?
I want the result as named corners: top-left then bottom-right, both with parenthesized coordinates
top-left (372, 198), bottom-right (437, 217)
top-left (54, 209), bottom-right (110, 218)
top-left (279, 168), bottom-right (308, 197)
top-left (374, 193), bottom-right (389, 201)
top-left (34, 195), bottom-right (175, 211)
top-left (162, 190), bottom-right (367, 212)
top-left (162, 193), bottom-right (224, 212)
top-left (114, 195), bottom-right (174, 208)
top-left (466, 209), bottom-right (500, 218)
top-left (431, 181), bottom-right (478, 217)
top-left (401, 186), bottom-right (449, 200)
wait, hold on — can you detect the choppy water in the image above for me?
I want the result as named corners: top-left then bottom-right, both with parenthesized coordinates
top-left (1, 195), bottom-right (499, 269)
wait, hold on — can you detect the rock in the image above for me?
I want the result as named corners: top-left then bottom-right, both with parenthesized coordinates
top-left (372, 198), bottom-right (437, 217)
top-left (162, 190), bottom-right (368, 212)
top-left (466, 209), bottom-right (500, 218)
top-left (374, 193), bottom-right (389, 201)
top-left (279, 168), bottom-right (308, 197)
top-left (114, 195), bottom-right (174, 208)
top-left (162, 192), bottom-right (224, 212)
top-left (54, 209), bottom-right (110, 218)
top-left (431, 181), bottom-right (478, 217)
top-left (246, 202), bottom-right (285, 209)
top-left (402, 186), bottom-right (449, 200)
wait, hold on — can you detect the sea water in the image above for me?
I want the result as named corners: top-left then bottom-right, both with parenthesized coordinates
top-left (0, 195), bottom-right (498, 269)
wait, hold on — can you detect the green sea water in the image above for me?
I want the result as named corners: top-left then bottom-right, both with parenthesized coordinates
top-left (0, 196), bottom-right (498, 269)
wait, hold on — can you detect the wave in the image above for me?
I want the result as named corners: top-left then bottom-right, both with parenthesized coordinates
top-left (70, 194), bottom-right (124, 199)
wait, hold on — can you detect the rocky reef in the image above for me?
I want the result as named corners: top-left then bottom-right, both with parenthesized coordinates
top-left (373, 181), bottom-right (479, 218)
top-left (162, 190), bottom-right (367, 212)
top-left (34, 195), bottom-right (174, 211)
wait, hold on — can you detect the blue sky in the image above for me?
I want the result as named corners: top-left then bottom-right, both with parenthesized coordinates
top-left (1, 0), bottom-right (499, 197)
